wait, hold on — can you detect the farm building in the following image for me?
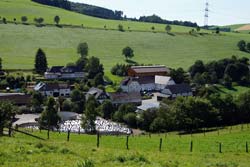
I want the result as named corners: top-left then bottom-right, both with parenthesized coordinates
top-left (45, 66), bottom-right (85, 79)
top-left (161, 84), bottom-right (193, 98)
top-left (86, 87), bottom-right (109, 103)
top-left (121, 76), bottom-right (155, 92)
top-left (128, 65), bottom-right (170, 77)
top-left (109, 92), bottom-right (142, 106)
top-left (0, 93), bottom-right (31, 106)
top-left (34, 82), bottom-right (71, 97)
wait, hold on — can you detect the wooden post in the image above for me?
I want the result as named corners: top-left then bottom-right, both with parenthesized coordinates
top-left (219, 142), bottom-right (222, 153)
top-left (97, 132), bottom-right (100, 148)
top-left (190, 141), bottom-right (193, 152)
top-left (78, 127), bottom-right (80, 135)
top-left (126, 135), bottom-right (129, 150)
top-left (246, 142), bottom-right (249, 153)
top-left (159, 138), bottom-right (162, 152)
top-left (47, 129), bottom-right (50, 139)
top-left (8, 123), bottom-right (12, 137)
top-left (67, 130), bottom-right (70, 142)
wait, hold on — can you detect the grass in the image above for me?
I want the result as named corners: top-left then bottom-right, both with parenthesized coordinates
top-left (0, 23), bottom-right (250, 71)
top-left (1, 125), bottom-right (250, 167)
top-left (215, 85), bottom-right (250, 97)
top-left (0, 0), bottom-right (198, 33)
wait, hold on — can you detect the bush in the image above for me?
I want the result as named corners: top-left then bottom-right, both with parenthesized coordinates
top-left (111, 64), bottom-right (130, 76)
top-left (76, 160), bottom-right (94, 167)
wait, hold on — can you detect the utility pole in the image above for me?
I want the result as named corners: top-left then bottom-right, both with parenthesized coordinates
top-left (204, 0), bottom-right (209, 29)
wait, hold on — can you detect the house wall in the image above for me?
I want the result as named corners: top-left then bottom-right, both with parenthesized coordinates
top-left (121, 81), bottom-right (141, 93)
top-left (40, 89), bottom-right (71, 97)
top-left (141, 83), bottom-right (156, 91)
top-left (128, 69), bottom-right (168, 77)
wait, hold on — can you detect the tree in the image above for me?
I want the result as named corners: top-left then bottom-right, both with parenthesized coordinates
top-left (77, 42), bottom-right (88, 58)
top-left (237, 91), bottom-right (250, 123)
top-left (13, 18), bottom-right (16, 24)
top-left (34, 48), bottom-right (48, 74)
top-left (2, 17), bottom-right (7, 24)
top-left (31, 91), bottom-right (44, 113)
top-left (99, 100), bottom-right (114, 119)
top-left (215, 27), bottom-right (220, 34)
top-left (170, 68), bottom-right (189, 84)
top-left (122, 46), bottom-right (134, 60)
top-left (223, 74), bottom-right (232, 88)
top-left (151, 26), bottom-right (155, 32)
top-left (0, 57), bottom-right (2, 71)
top-left (39, 97), bottom-right (61, 139)
top-left (81, 96), bottom-right (99, 133)
top-left (86, 56), bottom-right (104, 79)
top-left (237, 40), bottom-right (246, 51)
top-left (189, 60), bottom-right (206, 78)
top-left (0, 101), bottom-right (15, 135)
top-left (34, 17), bottom-right (44, 25)
top-left (54, 15), bottom-right (60, 25)
top-left (118, 24), bottom-right (124, 32)
top-left (247, 43), bottom-right (250, 52)
top-left (94, 73), bottom-right (104, 86)
top-left (123, 112), bottom-right (137, 128)
top-left (165, 25), bottom-right (172, 33)
top-left (76, 57), bottom-right (87, 70)
top-left (196, 26), bottom-right (201, 32)
top-left (21, 16), bottom-right (28, 24)
top-left (62, 100), bottom-right (72, 111)
top-left (70, 89), bottom-right (85, 113)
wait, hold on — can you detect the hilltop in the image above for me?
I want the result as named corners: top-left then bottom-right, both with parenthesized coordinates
top-left (0, 0), bottom-right (250, 72)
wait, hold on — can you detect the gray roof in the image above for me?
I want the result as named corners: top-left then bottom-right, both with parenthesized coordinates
top-left (130, 65), bottom-right (170, 74)
top-left (165, 84), bottom-right (192, 94)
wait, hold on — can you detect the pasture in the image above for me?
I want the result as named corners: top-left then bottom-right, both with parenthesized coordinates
top-left (1, 125), bottom-right (250, 167)
top-left (0, 24), bottom-right (249, 71)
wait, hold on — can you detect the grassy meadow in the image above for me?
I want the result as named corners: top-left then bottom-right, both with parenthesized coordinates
top-left (0, 0), bottom-right (197, 33)
top-left (1, 125), bottom-right (250, 167)
top-left (0, 23), bottom-right (250, 71)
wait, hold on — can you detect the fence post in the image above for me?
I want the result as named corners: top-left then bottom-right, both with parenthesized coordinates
top-left (78, 127), bottom-right (80, 135)
top-left (219, 142), bottom-right (222, 153)
top-left (97, 132), bottom-right (100, 148)
top-left (47, 129), bottom-right (50, 139)
top-left (126, 135), bottom-right (129, 150)
top-left (246, 142), bottom-right (249, 153)
top-left (159, 138), bottom-right (162, 152)
top-left (67, 130), bottom-right (70, 142)
top-left (190, 141), bottom-right (193, 152)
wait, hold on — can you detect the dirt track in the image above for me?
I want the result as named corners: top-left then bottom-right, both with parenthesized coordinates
top-left (236, 25), bottom-right (250, 31)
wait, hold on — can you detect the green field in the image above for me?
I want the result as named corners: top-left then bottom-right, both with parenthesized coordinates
top-left (0, 23), bottom-right (250, 71)
top-left (1, 0), bottom-right (250, 72)
top-left (1, 126), bottom-right (250, 167)
top-left (0, 0), bottom-right (197, 33)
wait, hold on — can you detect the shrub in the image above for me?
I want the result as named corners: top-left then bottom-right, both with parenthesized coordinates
top-left (76, 160), bottom-right (94, 167)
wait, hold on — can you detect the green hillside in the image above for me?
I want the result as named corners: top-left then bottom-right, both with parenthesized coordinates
top-left (0, 0), bottom-right (250, 72)
top-left (0, 0), bottom-right (196, 33)
top-left (1, 126), bottom-right (250, 167)
top-left (0, 24), bottom-right (249, 71)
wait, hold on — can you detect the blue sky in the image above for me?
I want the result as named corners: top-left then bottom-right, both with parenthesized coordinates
top-left (69, 0), bottom-right (250, 26)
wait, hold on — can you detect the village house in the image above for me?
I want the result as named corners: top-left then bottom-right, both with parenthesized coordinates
top-left (34, 82), bottom-right (71, 97)
top-left (121, 76), bottom-right (155, 92)
top-left (109, 92), bottom-right (142, 106)
top-left (160, 83), bottom-right (193, 99)
top-left (121, 75), bottom-right (175, 93)
top-left (86, 87), bottom-right (109, 103)
top-left (155, 75), bottom-right (176, 91)
top-left (44, 66), bottom-right (85, 79)
top-left (0, 93), bottom-right (31, 106)
top-left (128, 65), bottom-right (170, 77)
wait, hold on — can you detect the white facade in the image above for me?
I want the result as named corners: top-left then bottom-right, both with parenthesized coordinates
top-left (155, 76), bottom-right (175, 91)
top-left (45, 72), bottom-right (85, 79)
top-left (41, 88), bottom-right (71, 97)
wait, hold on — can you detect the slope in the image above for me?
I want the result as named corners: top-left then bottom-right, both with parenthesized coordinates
top-left (0, 24), bottom-right (249, 71)
top-left (0, 0), bottom-right (196, 33)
